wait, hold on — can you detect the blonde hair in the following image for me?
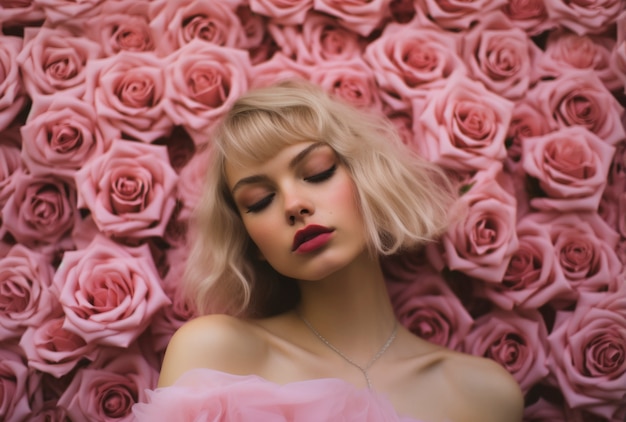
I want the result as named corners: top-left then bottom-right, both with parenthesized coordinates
top-left (183, 79), bottom-right (456, 317)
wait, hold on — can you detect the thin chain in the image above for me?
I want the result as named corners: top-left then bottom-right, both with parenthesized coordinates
top-left (298, 313), bottom-right (398, 389)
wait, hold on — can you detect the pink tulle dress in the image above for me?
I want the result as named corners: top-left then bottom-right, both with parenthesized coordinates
top-left (133, 368), bottom-right (422, 421)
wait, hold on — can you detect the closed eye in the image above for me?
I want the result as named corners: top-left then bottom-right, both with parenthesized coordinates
top-left (304, 165), bottom-right (337, 183)
top-left (245, 193), bottom-right (275, 213)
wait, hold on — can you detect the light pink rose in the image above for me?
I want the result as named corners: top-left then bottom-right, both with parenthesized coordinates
top-left (2, 173), bottom-right (76, 247)
top-left (0, 245), bottom-right (56, 341)
top-left (0, 0), bottom-right (45, 26)
top-left (153, 125), bottom-right (197, 173)
top-left (0, 347), bottom-right (31, 421)
top-left (84, 52), bottom-right (173, 143)
top-left (309, 58), bottom-right (382, 111)
top-left (84, 1), bottom-right (155, 56)
top-left (148, 0), bottom-right (245, 56)
top-left (501, 0), bottom-right (556, 36)
top-left (364, 22), bottom-right (464, 111)
top-left (164, 40), bottom-right (251, 144)
top-left (251, 52), bottom-right (311, 89)
top-left (31, 0), bottom-right (106, 24)
top-left (386, 261), bottom-right (473, 351)
top-left (540, 31), bottom-right (621, 93)
top-left (250, 0), bottom-right (312, 25)
top-left (53, 235), bottom-right (170, 347)
top-left (58, 347), bottom-right (158, 421)
top-left (417, 72), bottom-right (513, 172)
top-left (475, 219), bottom-right (573, 310)
top-left (440, 163), bottom-right (519, 282)
top-left (461, 12), bottom-right (543, 100)
top-left (313, 0), bottom-right (390, 37)
top-left (16, 26), bottom-right (102, 98)
top-left (612, 12), bottom-right (626, 92)
top-left (19, 315), bottom-right (98, 378)
top-left (520, 212), bottom-right (623, 295)
top-left (465, 309), bottom-right (550, 393)
top-left (545, 0), bottom-right (623, 36)
top-left (74, 140), bottom-right (178, 239)
top-left (0, 35), bottom-right (26, 132)
top-left (547, 289), bottom-right (626, 419)
top-left (234, 4), bottom-right (278, 65)
top-left (293, 11), bottom-right (363, 65)
top-left (415, 0), bottom-right (507, 30)
top-left (20, 95), bottom-right (111, 179)
top-left (522, 127), bottom-right (615, 212)
top-left (530, 70), bottom-right (625, 145)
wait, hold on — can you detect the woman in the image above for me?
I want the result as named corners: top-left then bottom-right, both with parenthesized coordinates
top-left (134, 80), bottom-right (524, 421)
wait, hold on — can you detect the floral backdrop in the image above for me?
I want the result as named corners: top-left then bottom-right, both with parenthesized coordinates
top-left (0, 0), bottom-right (625, 421)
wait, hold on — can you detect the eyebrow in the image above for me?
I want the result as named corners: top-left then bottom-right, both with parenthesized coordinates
top-left (231, 142), bottom-right (327, 194)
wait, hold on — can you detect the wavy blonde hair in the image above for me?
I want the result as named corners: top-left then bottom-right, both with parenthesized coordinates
top-left (183, 79), bottom-right (457, 318)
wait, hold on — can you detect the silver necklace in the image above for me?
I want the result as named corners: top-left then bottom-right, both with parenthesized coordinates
top-left (298, 313), bottom-right (398, 389)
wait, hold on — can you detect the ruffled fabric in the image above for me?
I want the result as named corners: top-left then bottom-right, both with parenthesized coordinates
top-left (133, 368), bottom-right (421, 421)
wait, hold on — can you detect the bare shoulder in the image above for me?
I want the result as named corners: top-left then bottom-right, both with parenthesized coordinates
top-left (157, 314), bottom-right (267, 388)
top-left (443, 351), bottom-right (524, 422)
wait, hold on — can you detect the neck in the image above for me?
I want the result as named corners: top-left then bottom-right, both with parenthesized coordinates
top-left (295, 251), bottom-right (397, 363)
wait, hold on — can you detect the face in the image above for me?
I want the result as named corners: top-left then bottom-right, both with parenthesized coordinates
top-left (226, 142), bottom-right (368, 281)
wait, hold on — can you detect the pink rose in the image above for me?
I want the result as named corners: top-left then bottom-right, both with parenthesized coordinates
top-left (545, 0), bottom-right (623, 36)
top-left (16, 26), bottom-right (102, 98)
top-left (530, 70), bottom-right (625, 145)
top-left (309, 58), bottom-right (382, 111)
top-left (0, 0), bottom-right (44, 26)
top-left (84, 52), bottom-right (173, 143)
top-left (235, 4), bottom-right (277, 65)
top-left (84, 1), bottom-right (155, 56)
top-left (465, 310), bottom-right (550, 393)
top-left (364, 23), bottom-right (464, 111)
top-left (461, 12), bottom-right (543, 100)
top-left (0, 347), bottom-right (31, 421)
top-left (250, 0), bottom-right (312, 25)
top-left (0, 245), bottom-right (56, 341)
top-left (612, 12), bottom-right (626, 92)
top-left (547, 289), bottom-right (626, 419)
top-left (294, 11), bottom-right (363, 65)
top-left (0, 35), bottom-right (26, 132)
top-left (417, 72), bottom-right (513, 172)
top-left (415, 0), bottom-right (507, 30)
top-left (19, 315), bottom-right (98, 378)
top-left (31, 0), bottom-right (106, 24)
top-left (148, 0), bottom-right (245, 56)
top-left (0, 134), bottom-right (22, 208)
top-left (20, 95), bottom-right (111, 179)
top-left (523, 398), bottom-right (568, 422)
top-left (53, 235), bottom-right (170, 347)
top-left (540, 31), bottom-right (621, 93)
top-left (504, 100), bottom-right (551, 168)
top-left (58, 347), bottom-right (158, 421)
top-left (475, 219), bottom-right (573, 310)
top-left (313, 0), bottom-right (390, 37)
top-left (153, 125), bottom-right (197, 173)
top-left (386, 261), bottom-right (473, 351)
top-left (522, 126), bottom-right (615, 212)
top-left (164, 40), bottom-right (251, 143)
top-left (501, 0), bottom-right (556, 36)
top-left (520, 212), bottom-right (623, 295)
top-left (2, 173), bottom-right (76, 247)
top-left (440, 163), bottom-right (519, 282)
top-left (74, 140), bottom-right (178, 239)
top-left (251, 52), bottom-right (311, 89)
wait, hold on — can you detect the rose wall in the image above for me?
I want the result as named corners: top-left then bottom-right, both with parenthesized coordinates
top-left (0, 0), bottom-right (625, 421)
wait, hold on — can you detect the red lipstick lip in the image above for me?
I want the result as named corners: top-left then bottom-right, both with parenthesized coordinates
top-left (292, 225), bottom-right (334, 252)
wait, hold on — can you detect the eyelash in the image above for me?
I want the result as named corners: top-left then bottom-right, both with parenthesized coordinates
top-left (245, 165), bottom-right (337, 214)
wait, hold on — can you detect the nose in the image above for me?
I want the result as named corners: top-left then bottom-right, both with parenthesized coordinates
top-left (284, 190), bottom-right (314, 225)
